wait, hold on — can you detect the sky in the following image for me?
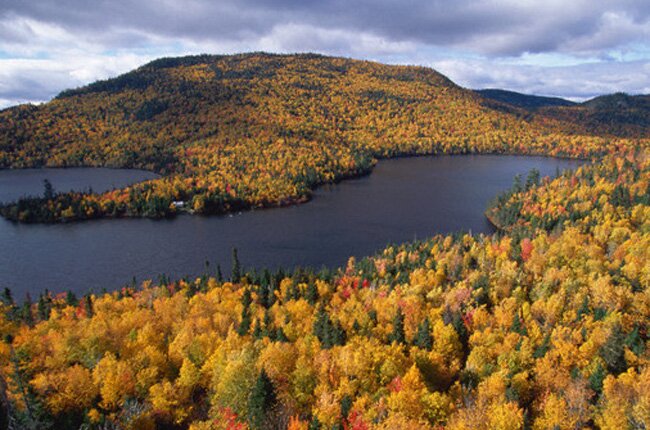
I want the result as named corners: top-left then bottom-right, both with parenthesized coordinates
top-left (1, 0), bottom-right (650, 109)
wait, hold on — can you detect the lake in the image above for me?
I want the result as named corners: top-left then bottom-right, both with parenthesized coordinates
top-left (0, 155), bottom-right (583, 297)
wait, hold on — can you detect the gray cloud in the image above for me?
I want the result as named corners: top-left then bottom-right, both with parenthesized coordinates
top-left (3, 0), bottom-right (650, 55)
top-left (0, 0), bottom-right (649, 106)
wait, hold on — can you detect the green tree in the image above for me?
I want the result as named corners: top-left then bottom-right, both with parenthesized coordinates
top-left (389, 307), bottom-right (406, 345)
top-left (231, 247), bottom-right (241, 283)
top-left (83, 295), bottom-right (93, 318)
top-left (65, 290), bottom-right (78, 307)
top-left (43, 179), bottom-right (54, 200)
top-left (237, 294), bottom-right (253, 337)
top-left (313, 306), bottom-right (346, 349)
top-left (305, 281), bottom-right (319, 305)
top-left (525, 168), bottom-right (540, 190)
top-left (248, 369), bottom-right (277, 429)
top-left (414, 317), bottom-right (433, 350)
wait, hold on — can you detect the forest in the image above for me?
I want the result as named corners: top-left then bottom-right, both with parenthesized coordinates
top-left (0, 54), bottom-right (649, 429)
top-left (1, 53), bottom-right (647, 223)
top-left (0, 148), bottom-right (648, 429)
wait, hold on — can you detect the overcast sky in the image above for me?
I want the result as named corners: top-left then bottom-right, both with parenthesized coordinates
top-left (1, 0), bottom-right (650, 108)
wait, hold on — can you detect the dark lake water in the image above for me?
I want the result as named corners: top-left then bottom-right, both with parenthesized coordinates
top-left (0, 156), bottom-right (583, 297)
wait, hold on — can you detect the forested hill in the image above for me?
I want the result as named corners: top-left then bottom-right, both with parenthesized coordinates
top-left (0, 53), bottom-right (646, 222)
top-left (475, 89), bottom-right (576, 110)
top-left (535, 92), bottom-right (650, 138)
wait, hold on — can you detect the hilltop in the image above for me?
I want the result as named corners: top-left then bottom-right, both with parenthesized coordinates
top-left (475, 88), bottom-right (576, 110)
top-left (0, 53), bottom-right (645, 222)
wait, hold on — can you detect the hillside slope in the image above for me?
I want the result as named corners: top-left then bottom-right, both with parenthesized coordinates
top-left (0, 53), bottom-right (644, 222)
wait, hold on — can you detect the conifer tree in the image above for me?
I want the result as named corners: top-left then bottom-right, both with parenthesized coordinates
top-left (83, 295), bottom-right (93, 318)
top-left (21, 293), bottom-right (33, 325)
top-left (253, 318), bottom-right (262, 339)
top-left (215, 264), bottom-right (223, 283)
top-left (305, 281), bottom-right (319, 305)
top-left (231, 247), bottom-right (241, 283)
top-left (389, 307), bottom-right (406, 345)
top-left (238, 306), bottom-right (252, 336)
top-left (1, 288), bottom-right (13, 306)
top-left (248, 369), bottom-right (277, 429)
top-left (65, 290), bottom-right (78, 307)
top-left (414, 317), bottom-right (432, 350)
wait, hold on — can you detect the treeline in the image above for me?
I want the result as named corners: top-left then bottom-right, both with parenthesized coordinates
top-left (1, 148), bottom-right (648, 429)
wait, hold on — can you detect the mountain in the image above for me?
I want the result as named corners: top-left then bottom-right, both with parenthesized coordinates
top-left (536, 92), bottom-right (650, 137)
top-left (582, 92), bottom-right (650, 110)
top-left (0, 53), bottom-right (642, 222)
top-left (475, 88), bottom-right (576, 109)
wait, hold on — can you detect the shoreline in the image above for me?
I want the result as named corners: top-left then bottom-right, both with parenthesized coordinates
top-left (0, 150), bottom-right (587, 224)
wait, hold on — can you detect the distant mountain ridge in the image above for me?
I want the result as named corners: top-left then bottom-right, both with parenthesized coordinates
top-left (475, 88), bottom-right (576, 110)
top-left (582, 92), bottom-right (650, 110)
top-left (538, 92), bottom-right (650, 137)
top-left (476, 87), bottom-right (650, 137)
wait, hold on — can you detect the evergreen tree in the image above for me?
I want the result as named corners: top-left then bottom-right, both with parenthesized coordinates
top-left (625, 325), bottom-right (646, 356)
top-left (215, 264), bottom-right (223, 283)
top-left (262, 309), bottom-right (273, 338)
top-left (275, 327), bottom-right (288, 343)
top-left (231, 247), bottom-right (241, 283)
top-left (65, 290), bottom-right (78, 307)
top-left (238, 306), bottom-right (252, 336)
top-left (525, 168), bottom-right (540, 190)
top-left (313, 306), bottom-right (346, 349)
top-left (305, 281), bottom-right (319, 305)
top-left (368, 309), bottom-right (377, 324)
top-left (414, 317), bottom-right (433, 350)
top-left (253, 318), bottom-right (262, 339)
top-left (21, 294), bottom-right (33, 325)
top-left (308, 416), bottom-right (321, 430)
top-left (340, 395), bottom-right (352, 419)
top-left (285, 281), bottom-right (300, 302)
top-left (247, 369), bottom-right (277, 430)
top-left (389, 307), bottom-right (406, 345)
top-left (43, 179), bottom-right (54, 200)
top-left (589, 363), bottom-right (606, 394)
top-left (37, 292), bottom-right (51, 321)
top-left (610, 184), bottom-right (631, 207)
top-left (83, 295), bottom-right (93, 318)
top-left (241, 287), bottom-right (252, 308)
top-left (8, 350), bottom-right (51, 429)
top-left (533, 334), bottom-right (551, 358)
top-left (511, 313), bottom-right (527, 336)
top-left (1, 288), bottom-right (13, 306)
top-left (257, 284), bottom-right (270, 309)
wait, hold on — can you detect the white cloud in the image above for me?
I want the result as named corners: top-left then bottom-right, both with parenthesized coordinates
top-left (0, 54), bottom-right (155, 107)
top-left (432, 58), bottom-right (650, 100)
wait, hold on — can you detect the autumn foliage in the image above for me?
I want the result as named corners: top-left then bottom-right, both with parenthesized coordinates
top-left (0, 53), bottom-right (649, 429)
top-left (1, 53), bottom-right (647, 222)
top-left (0, 146), bottom-right (648, 429)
